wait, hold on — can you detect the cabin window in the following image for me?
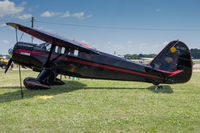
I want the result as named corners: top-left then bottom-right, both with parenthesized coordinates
top-left (54, 46), bottom-right (62, 54)
top-left (74, 50), bottom-right (79, 56)
top-left (61, 47), bottom-right (65, 54)
top-left (63, 47), bottom-right (79, 56)
top-left (54, 46), bottom-right (58, 53)
top-left (68, 48), bottom-right (75, 56)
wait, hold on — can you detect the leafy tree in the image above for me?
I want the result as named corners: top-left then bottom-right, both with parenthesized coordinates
top-left (191, 48), bottom-right (200, 59)
top-left (124, 54), bottom-right (156, 59)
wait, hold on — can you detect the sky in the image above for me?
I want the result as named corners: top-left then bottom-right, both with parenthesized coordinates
top-left (0, 0), bottom-right (200, 55)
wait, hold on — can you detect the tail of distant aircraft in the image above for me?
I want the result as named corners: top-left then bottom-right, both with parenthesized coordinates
top-left (150, 40), bottom-right (192, 84)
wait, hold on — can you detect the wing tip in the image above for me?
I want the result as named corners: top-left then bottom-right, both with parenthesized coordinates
top-left (6, 22), bottom-right (19, 29)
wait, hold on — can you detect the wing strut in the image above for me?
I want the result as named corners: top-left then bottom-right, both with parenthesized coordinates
top-left (44, 44), bottom-right (55, 67)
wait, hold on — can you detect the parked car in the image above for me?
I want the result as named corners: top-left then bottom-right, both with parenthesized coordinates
top-left (0, 58), bottom-right (8, 69)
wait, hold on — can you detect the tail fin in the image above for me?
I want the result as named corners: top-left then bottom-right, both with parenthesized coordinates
top-left (150, 40), bottom-right (192, 83)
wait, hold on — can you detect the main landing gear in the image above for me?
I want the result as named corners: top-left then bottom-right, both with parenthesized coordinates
top-left (24, 68), bottom-right (65, 90)
top-left (154, 85), bottom-right (163, 91)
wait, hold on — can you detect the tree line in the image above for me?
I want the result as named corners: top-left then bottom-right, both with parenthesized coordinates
top-left (124, 54), bottom-right (156, 59)
top-left (0, 55), bottom-right (10, 59)
top-left (190, 48), bottom-right (200, 59)
top-left (124, 48), bottom-right (200, 59)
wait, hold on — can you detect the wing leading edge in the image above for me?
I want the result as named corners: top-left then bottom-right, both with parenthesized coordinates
top-left (7, 22), bottom-right (99, 54)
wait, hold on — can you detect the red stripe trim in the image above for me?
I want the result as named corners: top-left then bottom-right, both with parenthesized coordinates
top-left (156, 69), bottom-right (183, 77)
top-left (168, 70), bottom-right (183, 77)
top-left (16, 49), bottom-right (164, 79)
top-left (16, 49), bottom-right (48, 56)
top-left (25, 81), bottom-right (50, 88)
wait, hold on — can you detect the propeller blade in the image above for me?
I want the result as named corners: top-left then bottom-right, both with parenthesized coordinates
top-left (5, 58), bottom-right (13, 73)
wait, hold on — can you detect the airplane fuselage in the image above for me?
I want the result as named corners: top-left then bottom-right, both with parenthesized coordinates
top-left (12, 42), bottom-right (166, 85)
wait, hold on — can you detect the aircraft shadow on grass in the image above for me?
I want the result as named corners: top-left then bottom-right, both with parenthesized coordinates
top-left (0, 80), bottom-right (173, 103)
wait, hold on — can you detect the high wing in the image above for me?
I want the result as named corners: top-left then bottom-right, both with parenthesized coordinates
top-left (7, 22), bottom-right (99, 54)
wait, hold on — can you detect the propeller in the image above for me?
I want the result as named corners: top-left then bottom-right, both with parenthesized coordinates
top-left (5, 56), bottom-right (24, 99)
top-left (4, 58), bottom-right (13, 73)
top-left (4, 28), bottom-right (24, 98)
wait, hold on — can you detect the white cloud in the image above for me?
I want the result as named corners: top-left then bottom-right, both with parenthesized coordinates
top-left (40, 10), bottom-right (92, 19)
top-left (18, 14), bottom-right (32, 20)
top-left (71, 12), bottom-right (92, 19)
top-left (2, 40), bottom-right (9, 44)
top-left (61, 11), bottom-right (70, 18)
top-left (72, 12), bottom-right (87, 19)
top-left (0, 23), bottom-right (6, 27)
top-left (40, 11), bottom-right (61, 17)
top-left (0, 0), bottom-right (24, 18)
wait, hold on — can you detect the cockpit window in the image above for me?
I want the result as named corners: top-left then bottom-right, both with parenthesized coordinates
top-left (39, 43), bottom-right (51, 51)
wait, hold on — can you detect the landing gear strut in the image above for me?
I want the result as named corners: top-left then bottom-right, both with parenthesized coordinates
top-left (153, 82), bottom-right (163, 91)
top-left (24, 68), bottom-right (65, 90)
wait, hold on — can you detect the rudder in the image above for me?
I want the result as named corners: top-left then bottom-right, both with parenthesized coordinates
top-left (150, 40), bottom-right (192, 83)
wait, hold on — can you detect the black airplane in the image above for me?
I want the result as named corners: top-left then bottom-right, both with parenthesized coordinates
top-left (5, 23), bottom-right (192, 90)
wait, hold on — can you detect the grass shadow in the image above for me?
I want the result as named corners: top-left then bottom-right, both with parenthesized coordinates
top-left (0, 81), bottom-right (86, 103)
top-left (0, 80), bottom-right (173, 103)
top-left (147, 85), bottom-right (174, 93)
top-left (84, 85), bottom-right (173, 94)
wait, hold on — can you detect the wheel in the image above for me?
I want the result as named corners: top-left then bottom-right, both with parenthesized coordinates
top-left (2, 66), bottom-right (6, 69)
top-left (24, 77), bottom-right (50, 90)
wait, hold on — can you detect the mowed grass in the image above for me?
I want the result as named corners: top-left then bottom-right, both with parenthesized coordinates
top-left (193, 59), bottom-right (200, 64)
top-left (0, 70), bottom-right (200, 133)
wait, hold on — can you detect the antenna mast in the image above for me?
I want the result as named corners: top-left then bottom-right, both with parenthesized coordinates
top-left (31, 17), bottom-right (34, 43)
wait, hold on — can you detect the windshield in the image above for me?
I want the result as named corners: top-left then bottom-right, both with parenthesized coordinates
top-left (38, 43), bottom-right (51, 51)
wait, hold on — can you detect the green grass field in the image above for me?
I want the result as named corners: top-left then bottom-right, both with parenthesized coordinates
top-left (193, 59), bottom-right (200, 64)
top-left (0, 70), bottom-right (200, 133)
